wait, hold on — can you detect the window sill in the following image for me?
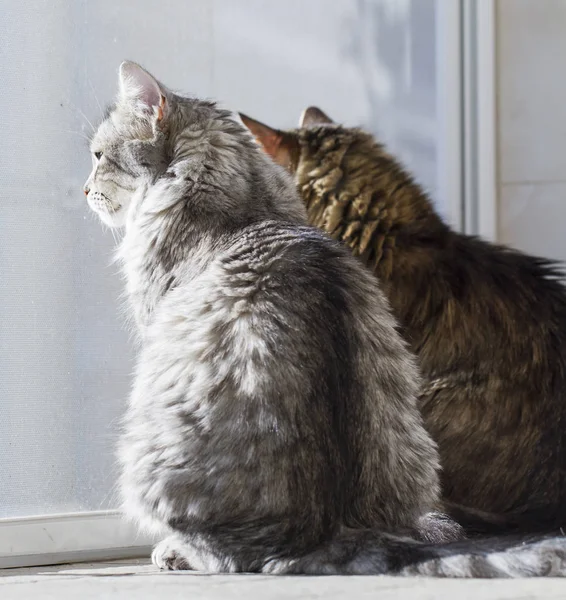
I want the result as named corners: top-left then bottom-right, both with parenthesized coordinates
top-left (1, 559), bottom-right (564, 598)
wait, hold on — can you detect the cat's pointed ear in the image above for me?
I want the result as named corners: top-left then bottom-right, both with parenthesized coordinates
top-left (299, 106), bottom-right (334, 128)
top-left (118, 61), bottom-right (167, 122)
top-left (239, 113), bottom-right (283, 157)
top-left (239, 113), bottom-right (300, 170)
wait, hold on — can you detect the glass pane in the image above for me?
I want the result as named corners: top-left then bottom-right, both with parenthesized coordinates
top-left (214, 0), bottom-right (439, 206)
top-left (0, 0), bottom-right (440, 518)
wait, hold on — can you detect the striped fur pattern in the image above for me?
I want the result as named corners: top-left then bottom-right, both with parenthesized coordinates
top-left (240, 107), bottom-right (566, 538)
top-left (84, 62), bottom-right (566, 577)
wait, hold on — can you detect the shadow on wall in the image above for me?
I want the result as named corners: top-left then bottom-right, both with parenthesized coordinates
top-left (344, 0), bottom-right (437, 200)
top-left (345, 0), bottom-right (435, 123)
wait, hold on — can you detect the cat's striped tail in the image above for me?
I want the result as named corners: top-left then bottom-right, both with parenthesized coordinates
top-left (400, 535), bottom-right (566, 577)
top-left (263, 530), bottom-right (566, 577)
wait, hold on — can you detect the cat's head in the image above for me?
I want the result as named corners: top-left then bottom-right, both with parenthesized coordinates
top-left (84, 61), bottom-right (176, 227)
top-left (86, 63), bottom-right (308, 231)
top-left (241, 108), bottom-right (441, 248)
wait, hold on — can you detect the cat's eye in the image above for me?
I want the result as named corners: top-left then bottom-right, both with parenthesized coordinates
top-left (94, 151), bottom-right (103, 160)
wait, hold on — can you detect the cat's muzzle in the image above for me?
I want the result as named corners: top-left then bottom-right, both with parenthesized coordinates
top-left (88, 190), bottom-right (121, 214)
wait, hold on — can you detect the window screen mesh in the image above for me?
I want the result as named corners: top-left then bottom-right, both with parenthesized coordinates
top-left (0, 0), bottom-right (437, 518)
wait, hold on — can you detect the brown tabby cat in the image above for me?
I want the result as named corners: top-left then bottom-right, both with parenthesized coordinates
top-left (240, 107), bottom-right (566, 536)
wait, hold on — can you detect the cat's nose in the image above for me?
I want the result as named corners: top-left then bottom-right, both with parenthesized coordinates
top-left (84, 186), bottom-right (90, 196)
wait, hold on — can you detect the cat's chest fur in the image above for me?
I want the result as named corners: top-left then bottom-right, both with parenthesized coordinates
top-left (118, 183), bottom-right (216, 334)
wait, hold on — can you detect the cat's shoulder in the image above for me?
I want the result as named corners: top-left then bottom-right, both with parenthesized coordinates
top-left (220, 220), bottom-right (347, 270)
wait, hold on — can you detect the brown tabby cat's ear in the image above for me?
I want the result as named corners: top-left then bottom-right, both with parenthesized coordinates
top-left (299, 106), bottom-right (334, 128)
top-left (239, 113), bottom-right (292, 169)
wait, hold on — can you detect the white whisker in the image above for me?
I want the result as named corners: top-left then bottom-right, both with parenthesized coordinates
top-left (62, 129), bottom-right (91, 143)
top-left (63, 94), bottom-right (96, 133)
top-left (86, 75), bottom-right (104, 119)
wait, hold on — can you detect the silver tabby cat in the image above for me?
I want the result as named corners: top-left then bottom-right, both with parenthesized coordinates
top-left (84, 61), bottom-right (566, 577)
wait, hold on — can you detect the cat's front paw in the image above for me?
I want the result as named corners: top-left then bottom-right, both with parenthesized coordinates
top-left (152, 536), bottom-right (194, 571)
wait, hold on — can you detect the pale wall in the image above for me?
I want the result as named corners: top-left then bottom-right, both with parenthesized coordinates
top-left (497, 0), bottom-right (566, 262)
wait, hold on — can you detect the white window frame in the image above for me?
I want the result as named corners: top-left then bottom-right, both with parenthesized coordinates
top-left (436, 0), bottom-right (464, 231)
top-left (437, 0), bottom-right (497, 238)
top-left (0, 512), bottom-right (155, 569)
top-left (461, 0), bottom-right (497, 241)
top-left (0, 0), bottom-right (496, 569)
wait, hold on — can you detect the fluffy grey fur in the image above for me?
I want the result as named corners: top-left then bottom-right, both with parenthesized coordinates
top-left (85, 61), bottom-right (566, 577)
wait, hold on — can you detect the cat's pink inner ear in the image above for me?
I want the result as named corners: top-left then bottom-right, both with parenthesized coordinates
top-left (119, 61), bottom-right (163, 113)
top-left (156, 95), bottom-right (166, 122)
top-left (240, 113), bottom-right (282, 156)
top-left (299, 106), bottom-right (334, 127)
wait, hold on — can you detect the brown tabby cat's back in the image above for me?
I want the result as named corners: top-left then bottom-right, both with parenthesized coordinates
top-left (240, 108), bottom-right (566, 536)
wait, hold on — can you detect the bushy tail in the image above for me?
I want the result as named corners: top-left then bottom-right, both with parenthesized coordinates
top-left (400, 535), bottom-right (566, 577)
top-left (263, 530), bottom-right (566, 577)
